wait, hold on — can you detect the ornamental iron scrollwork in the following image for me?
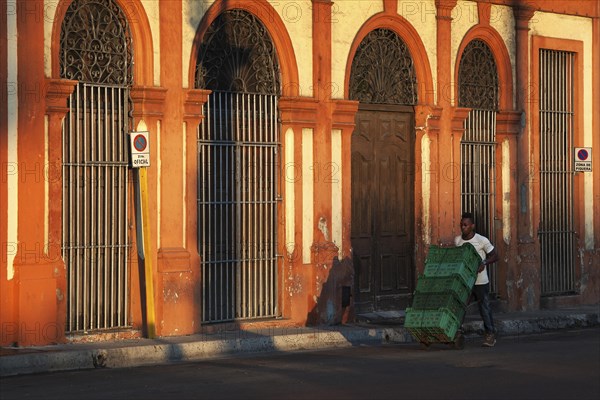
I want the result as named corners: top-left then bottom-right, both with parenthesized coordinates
top-left (458, 39), bottom-right (498, 110)
top-left (195, 9), bottom-right (281, 95)
top-left (349, 29), bottom-right (417, 105)
top-left (60, 0), bottom-right (133, 85)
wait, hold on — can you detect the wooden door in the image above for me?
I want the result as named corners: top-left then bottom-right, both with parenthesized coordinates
top-left (351, 105), bottom-right (415, 312)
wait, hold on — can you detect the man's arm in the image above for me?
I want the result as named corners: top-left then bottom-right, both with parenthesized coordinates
top-left (477, 248), bottom-right (499, 273)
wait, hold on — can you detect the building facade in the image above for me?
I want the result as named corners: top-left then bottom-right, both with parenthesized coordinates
top-left (1, 0), bottom-right (599, 346)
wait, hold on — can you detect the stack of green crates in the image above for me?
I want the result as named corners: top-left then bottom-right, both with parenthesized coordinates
top-left (405, 243), bottom-right (481, 344)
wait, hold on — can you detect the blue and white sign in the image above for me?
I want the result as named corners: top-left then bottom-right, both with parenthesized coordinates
top-left (130, 131), bottom-right (150, 168)
top-left (574, 147), bottom-right (592, 172)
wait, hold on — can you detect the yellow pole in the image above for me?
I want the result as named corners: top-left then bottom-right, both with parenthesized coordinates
top-left (138, 167), bottom-right (156, 338)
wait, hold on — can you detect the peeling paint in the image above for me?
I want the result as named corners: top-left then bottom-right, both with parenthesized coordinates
top-left (506, 280), bottom-right (514, 300)
top-left (163, 288), bottom-right (181, 303)
top-left (286, 272), bottom-right (303, 296)
top-left (56, 288), bottom-right (64, 301)
top-left (318, 217), bottom-right (329, 241)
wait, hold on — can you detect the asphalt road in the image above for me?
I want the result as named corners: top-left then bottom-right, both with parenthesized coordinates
top-left (1, 328), bottom-right (599, 400)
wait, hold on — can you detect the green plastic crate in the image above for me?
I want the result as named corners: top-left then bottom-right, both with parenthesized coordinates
top-left (404, 308), bottom-right (424, 328)
top-left (415, 275), bottom-right (471, 303)
top-left (405, 308), bottom-right (438, 343)
top-left (423, 262), bottom-right (477, 288)
top-left (418, 308), bottom-right (461, 342)
top-left (425, 244), bottom-right (481, 275)
top-left (406, 308), bottom-right (461, 343)
top-left (407, 327), bottom-right (440, 344)
top-left (411, 292), bottom-right (465, 317)
top-left (410, 293), bottom-right (431, 309)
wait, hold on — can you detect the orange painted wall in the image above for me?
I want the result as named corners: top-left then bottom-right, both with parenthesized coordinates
top-left (153, 0), bottom-right (196, 337)
top-left (9, 0), bottom-right (62, 346)
top-left (594, 18), bottom-right (600, 255)
top-left (2, 0), bottom-right (599, 346)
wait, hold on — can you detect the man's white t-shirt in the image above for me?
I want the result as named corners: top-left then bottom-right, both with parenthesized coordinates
top-left (454, 233), bottom-right (495, 285)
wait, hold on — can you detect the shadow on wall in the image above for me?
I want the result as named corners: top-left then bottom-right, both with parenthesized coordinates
top-left (307, 249), bottom-right (354, 326)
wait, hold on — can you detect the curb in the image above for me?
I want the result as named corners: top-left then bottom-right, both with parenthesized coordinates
top-left (462, 311), bottom-right (600, 336)
top-left (0, 326), bottom-right (413, 377)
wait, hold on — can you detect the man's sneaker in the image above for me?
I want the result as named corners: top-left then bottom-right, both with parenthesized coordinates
top-left (482, 333), bottom-right (496, 347)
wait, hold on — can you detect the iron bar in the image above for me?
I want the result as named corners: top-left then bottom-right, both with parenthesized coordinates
top-left (539, 49), bottom-right (575, 295)
top-left (199, 92), bottom-right (279, 323)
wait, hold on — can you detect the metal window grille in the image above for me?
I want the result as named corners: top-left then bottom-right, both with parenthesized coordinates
top-left (349, 28), bottom-right (418, 105)
top-left (198, 91), bottom-right (280, 323)
top-left (62, 83), bottom-right (131, 332)
top-left (461, 109), bottom-right (497, 292)
top-left (60, 0), bottom-right (133, 333)
top-left (458, 40), bottom-right (499, 293)
top-left (539, 49), bottom-right (576, 295)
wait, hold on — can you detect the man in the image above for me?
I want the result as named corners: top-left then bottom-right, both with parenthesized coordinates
top-left (455, 212), bottom-right (499, 347)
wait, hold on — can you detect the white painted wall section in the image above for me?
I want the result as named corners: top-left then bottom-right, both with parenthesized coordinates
top-left (182, 122), bottom-right (187, 248)
top-left (141, 0), bottom-right (161, 86)
top-left (502, 139), bottom-right (511, 244)
top-left (490, 4), bottom-right (517, 110)
top-left (44, 2), bottom-right (53, 78)
top-left (7, 0), bottom-right (18, 280)
top-left (331, 129), bottom-right (342, 257)
top-left (302, 128), bottom-right (314, 264)
top-left (156, 120), bottom-right (161, 249)
top-left (421, 133), bottom-right (431, 246)
top-left (271, 0), bottom-right (312, 97)
top-left (284, 128), bottom-right (295, 257)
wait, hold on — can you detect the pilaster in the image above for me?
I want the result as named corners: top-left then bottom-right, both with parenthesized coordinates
top-left (435, 0), bottom-right (459, 244)
top-left (513, 4), bottom-right (539, 311)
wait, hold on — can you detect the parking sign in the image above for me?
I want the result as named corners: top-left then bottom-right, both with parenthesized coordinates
top-left (130, 131), bottom-right (150, 168)
top-left (574, 147), bottom-right (592, 172)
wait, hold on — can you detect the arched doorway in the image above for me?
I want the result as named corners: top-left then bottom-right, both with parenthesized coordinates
top-left (60, 0), bottom-right (134, 332)
top-left (195, 9), bottom-right (281, 323)
top-left (349, 29), bottom-right (417, 313)
top-left (457, 39), bottom-right (499, 293)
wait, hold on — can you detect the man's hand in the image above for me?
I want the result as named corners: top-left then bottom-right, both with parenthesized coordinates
top-left (477, 260), bottom-right (487, 273)
top-left (478, 250), bottom-right (499, 274)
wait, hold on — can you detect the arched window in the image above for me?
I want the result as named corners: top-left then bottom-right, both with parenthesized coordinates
top-left (60, 0), bottom-right (133, 85)
top-left (458, 39), bottom-right (498, 110)
top-left (195, 9), bottom-right (280, 94)
top-left (349, 29), bottom-right (417, 105)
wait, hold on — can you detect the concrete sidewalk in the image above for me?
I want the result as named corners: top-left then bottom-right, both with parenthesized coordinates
top-left (1, 305), bottom-right (598, 377)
